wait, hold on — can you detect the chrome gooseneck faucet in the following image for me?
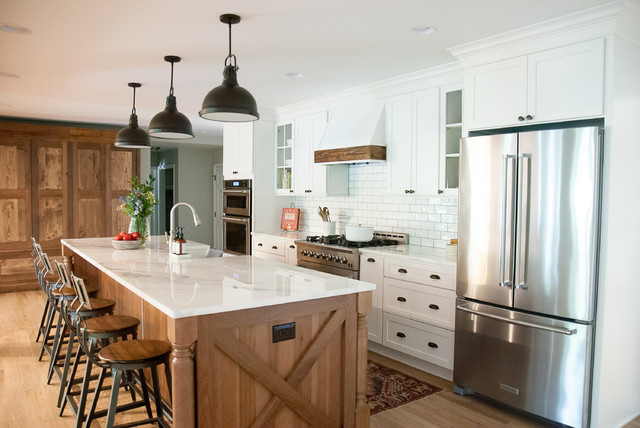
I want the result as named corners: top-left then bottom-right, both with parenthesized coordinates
top-left (169, 202), bottom-right (201, 254)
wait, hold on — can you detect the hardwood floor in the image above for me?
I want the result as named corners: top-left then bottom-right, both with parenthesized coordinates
top-left (2, 290), bottom-right (639, 427)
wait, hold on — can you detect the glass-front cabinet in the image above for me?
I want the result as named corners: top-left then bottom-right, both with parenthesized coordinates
top-left (440, 84), bottom-right (463, 193)
top-left (275, 121), bottom-right (294, 194)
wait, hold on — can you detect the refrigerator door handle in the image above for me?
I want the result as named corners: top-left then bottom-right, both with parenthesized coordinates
top-left (515, 154), bottom-right (531, 290)
top-left (457, 304), bottom-right (577, 336)
top-left (499, 154), bottom-right (517, 288)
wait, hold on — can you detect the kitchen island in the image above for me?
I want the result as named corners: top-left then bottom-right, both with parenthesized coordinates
top-left (61, 236), bottom-right (374, 427)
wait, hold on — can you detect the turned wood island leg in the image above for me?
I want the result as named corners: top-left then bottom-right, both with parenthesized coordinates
top-left (356, 291), bottom-right (372, 428)
top-left (168, 317), bottom-right (197, 428)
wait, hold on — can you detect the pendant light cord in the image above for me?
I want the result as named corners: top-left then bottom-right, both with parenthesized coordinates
top-left (224, 20), bottom-right (237, 69)
top-left (131, 86), bottom-right (137, 115)
top-left (169, 60), bottom-right (175, 96)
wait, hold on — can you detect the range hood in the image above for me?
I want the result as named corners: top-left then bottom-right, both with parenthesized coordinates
top-left (314, 102), bottom-right (386, 164)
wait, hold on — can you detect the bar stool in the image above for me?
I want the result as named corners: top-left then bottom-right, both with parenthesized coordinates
top-left (53, 259), bottom-right (116, 407)
top-left (85, 339), bottom-right (173, 428)
top-left (60, 274), bottom-right (140, 428)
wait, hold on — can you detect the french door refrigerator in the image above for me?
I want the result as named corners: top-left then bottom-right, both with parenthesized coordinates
top-left (454, 126), bottom-right (602, 428)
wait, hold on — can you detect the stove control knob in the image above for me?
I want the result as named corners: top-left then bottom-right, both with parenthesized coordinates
top-left (340, 257), bottom-right (348, 264)
top-left (301, 250), bottom-right (307, 256)
top-left (315, 252), bottom-right (322, 259)
top-left (325, 254), bottom-right (333, 261)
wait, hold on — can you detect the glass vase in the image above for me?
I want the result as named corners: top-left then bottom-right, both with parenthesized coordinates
top-left (128, 216), bottom-right (151, 247)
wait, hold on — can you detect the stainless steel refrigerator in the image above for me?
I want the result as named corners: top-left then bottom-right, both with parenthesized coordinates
top-left (454, 126), bottom-right (602, 428)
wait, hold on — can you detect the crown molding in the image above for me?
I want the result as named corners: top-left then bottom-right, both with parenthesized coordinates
top-left (275, 62), bottom-right (462, 120)
top-left (448, 0), bottom-right (625, 67)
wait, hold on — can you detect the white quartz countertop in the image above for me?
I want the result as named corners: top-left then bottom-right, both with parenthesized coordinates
top-left (252, 230), bottom-right (308, 241)
top-left (359, 245), bottom-right (457, 267)
top-left (62, 236), bottom-right (374, 319)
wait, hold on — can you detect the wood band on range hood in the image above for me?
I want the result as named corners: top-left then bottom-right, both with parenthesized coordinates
top-left (314, 145), bottom-right (386, 164)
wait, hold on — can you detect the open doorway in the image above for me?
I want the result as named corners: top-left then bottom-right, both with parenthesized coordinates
top-left (152, 163), bottom-right (176, 236)
top-left (213, 163), bottom-right (223, 250)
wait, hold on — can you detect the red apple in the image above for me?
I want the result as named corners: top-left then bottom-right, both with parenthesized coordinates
top-left (122, 233), bottom-right (132, 241)
top-left (130, 232), bottom-right (141, 240)
top-left (114, 234), bottom-right (123, 241)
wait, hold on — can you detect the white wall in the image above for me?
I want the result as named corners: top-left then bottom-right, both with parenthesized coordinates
top-left (294, 163), bottom-right (457, 251)
top-left (592, 30), bottom-right (640, 427)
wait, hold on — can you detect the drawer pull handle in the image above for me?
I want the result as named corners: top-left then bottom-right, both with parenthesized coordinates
top-left (398, 268), bottom-right (408, 274)
top-left (428, 342), bottom-right (438, 349)
top-left (397, 297), bottom-right (407, 302)
top-left (289, 245), bottom-right (295, 249)
top-left (430, 274), bottom-right (441, 280)
top-left (272, 246), bottom-right (278, 250)
top-left (257, 243), bottom-right (263, 247)
top-left (367, 258), bottom-right (376, 263)
top-left (396, 332), bottom-right (406, 338)
top-left (428, 304), bottom-right (440, 310)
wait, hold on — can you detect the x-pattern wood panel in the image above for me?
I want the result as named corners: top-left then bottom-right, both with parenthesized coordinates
top-left (214, 309), bottom-right (346, 428)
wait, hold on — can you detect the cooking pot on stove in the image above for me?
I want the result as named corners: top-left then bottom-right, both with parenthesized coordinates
top-left (345, 224), bottom-right (374, 242)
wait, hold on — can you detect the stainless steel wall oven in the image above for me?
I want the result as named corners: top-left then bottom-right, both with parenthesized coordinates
top-left (222, 179), bottom-right (251, 255)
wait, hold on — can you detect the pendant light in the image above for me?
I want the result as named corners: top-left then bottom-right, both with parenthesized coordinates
top-left (148, 55), bottom-right (194, 139)
top-left (199, 14), bottom-right (259, 122)
top-left (114, 82), bottom-right (151, 149)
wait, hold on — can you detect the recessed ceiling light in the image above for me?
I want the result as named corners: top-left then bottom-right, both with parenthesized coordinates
top-left (0, 24), bottom-right (33, 35)
top-left (0, 71), bottom-right (19, 78)
top-left (411, 26), bottom-right (436, 36)
top-left (286, 72), bottom-right (305, 78)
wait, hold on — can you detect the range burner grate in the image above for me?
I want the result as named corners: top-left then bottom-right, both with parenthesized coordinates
top-left (305, 234), bottom-right (400, 248)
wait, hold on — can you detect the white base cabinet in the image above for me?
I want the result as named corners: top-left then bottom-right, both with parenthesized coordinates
top-left (360, 251), bottom-right (456, 373)
top-left (465, 38), bottom-right (605, 130)
top-left (252, 233), bottom-right (298, 265)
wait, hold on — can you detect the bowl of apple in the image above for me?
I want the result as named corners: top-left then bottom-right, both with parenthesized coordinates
top-left (112, 231), bottom-right (142, 250)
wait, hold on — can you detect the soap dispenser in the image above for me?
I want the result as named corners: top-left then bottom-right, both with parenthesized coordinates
top-left (173, 226), bottom-right (187, 255)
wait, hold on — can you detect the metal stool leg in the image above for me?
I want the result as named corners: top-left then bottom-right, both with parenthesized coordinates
top-left (57, 327), bottom-right (75, 407)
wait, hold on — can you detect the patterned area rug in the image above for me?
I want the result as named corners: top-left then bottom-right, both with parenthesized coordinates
top-left (366, 360), bottom-right (443, 415)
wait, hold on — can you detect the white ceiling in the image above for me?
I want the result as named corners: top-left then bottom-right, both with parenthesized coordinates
top-left (0, 0), bottom-right (615, 146)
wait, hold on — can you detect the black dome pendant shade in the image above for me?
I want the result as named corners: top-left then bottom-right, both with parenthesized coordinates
top-left (148, 55), bottom-right (194, 139)
top-left (114, 82), bottom-right (151, 149)
top-left (199, 14), bottom-right (259, 122)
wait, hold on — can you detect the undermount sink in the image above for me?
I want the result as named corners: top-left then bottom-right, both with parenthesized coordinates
top-left (176, 242), bottom-right (210, 258)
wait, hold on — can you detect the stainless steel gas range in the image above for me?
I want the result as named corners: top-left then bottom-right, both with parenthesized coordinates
top-left (295, 231), bottom-right (408, 279)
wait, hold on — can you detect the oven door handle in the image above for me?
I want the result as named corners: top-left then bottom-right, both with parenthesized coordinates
top-left (221, 215), bottom-right (249, 223)
top-left (222, 189), bottom-right (250, 194)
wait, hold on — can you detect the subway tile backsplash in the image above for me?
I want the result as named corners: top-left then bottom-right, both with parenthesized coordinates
top-left (293, 164), bottom-right (458, 253)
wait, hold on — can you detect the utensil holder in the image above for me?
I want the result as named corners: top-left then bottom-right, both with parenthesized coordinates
top-left (322, 221), bottom-right (336, 235)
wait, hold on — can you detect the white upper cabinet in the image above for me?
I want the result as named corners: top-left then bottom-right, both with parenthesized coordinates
top-left (386, 88), bottom-right (441, 195)
top-left (223, 122), bottom-right (254, 179)
top-left (439, 84), bottom-right (463, 194)
top-left (274, 121), bottom-right (294, 194)
top-left (465, 39), bottom-right (604, 129)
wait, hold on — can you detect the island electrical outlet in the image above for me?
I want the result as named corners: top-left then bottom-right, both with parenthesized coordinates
top-left (272, 322), bottom-right (295, 343)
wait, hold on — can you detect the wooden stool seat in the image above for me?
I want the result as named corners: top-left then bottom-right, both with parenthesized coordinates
top-left (84, 315), bottom-right (140, 336)
top-left (98, 339), bottom-right (172, 368)
top-left (70, 298), bottom-right (115, 314)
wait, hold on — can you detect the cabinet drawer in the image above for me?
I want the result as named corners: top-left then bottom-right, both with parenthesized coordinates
top-left (384, 258), bottom-right (455, 290)
top-left (252, 250), bottom-right (285, 264)
top-left (383, 278), bottom-right (455, 330)
top-left (252, 236), bottom-right (285, 257)
top-left (383, 313), bottom-right (454, 370)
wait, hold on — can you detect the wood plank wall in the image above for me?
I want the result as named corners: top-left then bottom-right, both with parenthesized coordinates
top-left (0, 120), bottom-right (139, 293)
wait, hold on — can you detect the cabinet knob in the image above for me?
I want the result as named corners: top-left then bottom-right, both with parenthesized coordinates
top-left (526, 114), bottom-right (533, 120)
top-left (289, 245), bottom-right (295, 249)
top-left (367, 258), bottom-right (376, 263)
top-left (437, 189), bottom-right (443, 194)
top-left (405, 190), bottom-right (410, 194)
top-left (517, 116), bottom-right (525, 122)
top-left (257, 243), bottom-right (263, 247)
top-left (233, 171), bottom-right (238, 174)
top-left (430, 274), bottom-right (441, 280)
top-left (396, 332), bottom-right (406, 338)
top-left (397, 296), bottom-right (407, 302)
top-left (428, 304), bottom-right (440, 310)
top-left (289, 189), bottom-right (294, 193)
top-left (272, 246), bottom-right (278, 250)
top-left (427, 342), bottom-right (438, 349)
top-left (398, 268), bottom-right (408, 274)
top-left (410, 190), bottom-right (415, 194)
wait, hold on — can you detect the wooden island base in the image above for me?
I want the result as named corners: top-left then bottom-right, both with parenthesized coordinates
top-left (66, 249), bottom-right (371, 428)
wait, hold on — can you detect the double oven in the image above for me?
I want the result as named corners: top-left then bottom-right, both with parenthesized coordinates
top-left (222, 179), bottom-right (251, 255)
